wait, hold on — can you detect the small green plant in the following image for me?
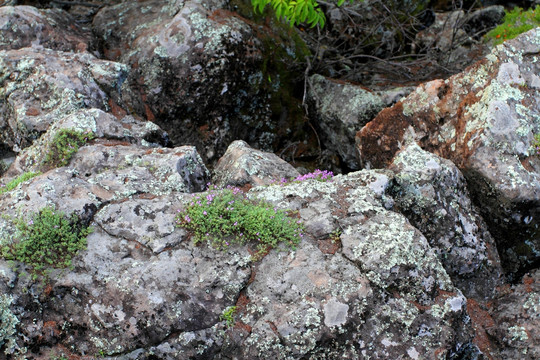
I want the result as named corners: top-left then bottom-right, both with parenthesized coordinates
top-left (0, 172), bottom-right (40, 195)
top-left (1, 206), bottom-right (91, 280)
top-left (43, 129), bottom-right (94, 168)
top-left (485, 6), bottom-right (540, 45)
top-left (220, 306), bottom-right (237, 327)
top-left (175, 186), bottom-right (303, 257)
top-left (329, 228), bottom-right (342, 243)
top-left (252, 0), bottom-right (327, 27)
top-left (533, 133), bottom-right (540, 155)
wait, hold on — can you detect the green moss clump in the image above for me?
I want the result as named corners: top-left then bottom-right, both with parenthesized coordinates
top-left (220, 306), bottom-right (237, 327)
top-left (43, 129), bottom-right (95, 168)
top-left (1, 206), bottom-right (91, 279)
top-left (175, 186), bottom-right (303, 257)
top-left (485, 6), bottom-right (540, 45)
top-left (0, 172), bottom-right (41, 195)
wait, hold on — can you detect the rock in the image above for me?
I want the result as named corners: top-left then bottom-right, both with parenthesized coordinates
top-left (0, 47), bottom-right (128, 151)
top-left (389, 141), bottom-right (503, 300)
top-left (357, 28), bottom-right (540, 279)
top-left (69, 144), bottom-right (210, 198)
top-left (4, 224), bottom-right (251, 356)
top-left (307, 74), bottom-right (387, 170)
top-left (488, 269), bottom-right (540, 360)
top-left (1, 165), bottom-right (485, 358)
top-left (4, 108), bottom-right (169, 179)
top-left (213, 140), bottom-right (300, 188)
top-left (234, 171), bottom-right (478, 359)
top-left (0, 5), bottom-right (91, 51)
top-left (92, 0), bottom-right (275, 162)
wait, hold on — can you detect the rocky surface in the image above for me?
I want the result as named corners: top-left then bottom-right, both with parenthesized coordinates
top-left (357, 27), bottom-right (540, 279)
top-left (91, 0), bottom-right (305, 163)
top-left (0, 5), bottom-right (91, 52)
top-left (0, 1), bottom-right (539, 359)
top-left (213, 140), bottom-right (300, 188)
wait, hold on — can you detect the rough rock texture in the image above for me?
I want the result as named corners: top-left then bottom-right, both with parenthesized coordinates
top-left (1, 165), bottom-right (485, 358)
top-left (213, 140), bottom-right (300, 188)
top-left (4, 108), bottom-right (169, 179)
top-left (307, 74), bottom-right (387, 170)
top-left (488, 269), bottom-right (540, 360)
top-left (92, 0), bottom-right (284, 162)
top-left (389, 141), bottom-right (503, 300)
top-left (357, 28), bottom-right (540, 279)
top-left (0, 5), bottom-right (91, 52)
top-left (0, 1), bottom-right (539, 359)
top-left (0, 47), bottom-right (128, 152)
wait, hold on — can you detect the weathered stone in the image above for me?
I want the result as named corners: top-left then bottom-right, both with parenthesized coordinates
top-left (4, 108), bottom-right (169, 179)
top-left (1, 166), bottom-right (484, 358)
top-left (0, 5), bottom-right (91, 51)
top-left (0, 47), bottom-right (128, 151)
top-left (69, 144), bottom-right (210, 198)
top-left (488, 269), bottom-right (540, 360)
top-left (213, 140), bottom-right (300, 187)
top-left (389, 142), bottom-right (503, 300)
top-left (3, 225), bottom-right (251, 356)
top-left (92, 0), bottom-right (274, 162)
top-left (357, 28), bottom-right (540, 279)
top-left (307, 74), bottom-right (386, 170)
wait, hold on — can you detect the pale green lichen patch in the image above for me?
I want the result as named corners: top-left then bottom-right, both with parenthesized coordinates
top-left (0, 294), bottom-right (21, 356)
top-left (341, 211), bottom-right (453, 302)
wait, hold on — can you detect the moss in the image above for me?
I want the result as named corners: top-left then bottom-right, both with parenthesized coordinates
top-left (1, 206), bottom-right (91, 280)
top-left (485, 6), bottom-right (540, 45)
top-left (0, 172), bottom-right (40, 195)
top-left (43, 128), bottom-right (95, 168)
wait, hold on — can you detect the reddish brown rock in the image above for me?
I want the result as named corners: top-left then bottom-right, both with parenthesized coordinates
top-left (357, 28), bottom-right (540, 278)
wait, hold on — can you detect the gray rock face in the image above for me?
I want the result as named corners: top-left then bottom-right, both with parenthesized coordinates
top-left (389, 142), bottom-right (503, 300)
top-left (357, 28), bottom-right (540, 279)
top-left (1, 161), bottom-right (484, 359)
top-left (0, 5), bottom-right (91, 52)
top-left (4, 108), bottom-right (169, 179)
top-left (0, 47), bottom-right (128, 151)
top-left (213, 140), bottom-right (300, 188)
top-left (307, 74), bottom-right (386, 170)
top-left (92, 0), bottom-right (274, 162)
top-left (488, 269), bottom-right (540, 360)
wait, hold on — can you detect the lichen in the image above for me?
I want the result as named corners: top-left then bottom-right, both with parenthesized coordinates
top-left (0, 294), bottom-right (22, 356)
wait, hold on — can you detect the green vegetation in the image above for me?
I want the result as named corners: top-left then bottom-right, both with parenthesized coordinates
top-left (1, 206), bottom-right (91, 279)
top-left (175, 186), bottom-right (303, 257)
top-left (533, 133), bottom-right (540, 155)
top-left (252, 0), bottom-right (328, 27)
top-left (43, 129), bottom-right (94, 168)
top-left (0, 172), bottom-right (40, 195)
top-left (485, 6), bottom-right (540, 45)
top-left (220, 306), bottom-right (237, 327)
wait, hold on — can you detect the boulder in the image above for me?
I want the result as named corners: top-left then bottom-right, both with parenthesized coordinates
top-left (4, 108), bottom-right (169, 179)
top-left (389, 141), bottom-right (503, 300)
top-left (92, 0), bottom-right (279, 162)
top-left (0, 5), bottom-right (91, 52)
top-left (306, 74), bottom-right (387, 170)
top-left (357, 28), bottom-right (540, 279)
top-left (0, 47), bottom-right (128, 152)
top-left (1, 165), bottom-right (486, 358)
top-left (488, 269), bottom-right (540, 360)
top-left (213, 140), bottom-right (300, 188)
